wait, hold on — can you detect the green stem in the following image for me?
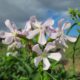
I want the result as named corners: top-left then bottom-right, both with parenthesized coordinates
top-left (66, 21), bottom-right (80, 78)
top-left (66, 23), bottom-right (77, 35)
top-left (72, 34), bottom-right (80, 77)
top-left (45, 71), bottom-right (57, 80)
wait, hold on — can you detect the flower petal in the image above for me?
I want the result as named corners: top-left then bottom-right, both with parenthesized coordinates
top-left (16, 42), bottom-right (22, 48)
top-left (43, 58), bottom-right (50, 70)
top-left (2, 36), bottom-right (14, 44)
top-left (34, 56), bottom-right (42, 67)
top-left (60, 37), bottom-right (68, 48)
top-left (0, 31), bottom-right (5, 38)
top-left (32, 44), bottom-right (42, 54)
top-left (42, 18), bottom-right (54, 27)
top-left (25, 21), bottom-right (31, 31)
top-left (48, 52), bottom-right (62, 61)
top-left (27, 29), bottom-right (39, 39)
top-left (62, 22), bottom-right (71, 30)
top-left (6, 52), bottom-right (12, 56)
top-left (38, 31), bottom-right (46, 45)
top-left (65, 35), bottom-right (77, 42)
top-left (58, 18), bottom-right (64, 30)
top-left (30, 16), bottom-right (37, 22)
top-left (8, 41), bottom-right (22, 50)
top-left (44, 42), bottom-right (56, 52)
top-left (32, 21), bottom-right (41, 28)
top-left (49, 32), bottom-right (58, 39)
top-left (5, 19), bottom-right (17, 32)
top-left (6, 51), bottom-right (18, 57)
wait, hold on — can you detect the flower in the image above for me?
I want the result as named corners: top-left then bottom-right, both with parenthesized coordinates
top-left (32, 44), bottom-right (61, 70)
top-left (6, 51), bottom-right (18, 57)
top-left (53, 19), bottom-right (77, 48)
top-left (22, 16), bottom-right (37, 35)
top-left (8, 41), bottom-right (22, 50)
top-left (0, 19), bottom-right (21, 45)
top-left (27, 17), bottom-right (54, 45)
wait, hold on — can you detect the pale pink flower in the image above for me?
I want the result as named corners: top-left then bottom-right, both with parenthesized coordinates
top-left (27, 17), bottom-right (54, 45)
top-left (22, 16), bottom-right (37, 35)
top-left (0, 19), bottom-right (21, 44)
top-left (54, 19), bottom-right (77, 48)
top-left (32, 44), bottom-right (61, 70)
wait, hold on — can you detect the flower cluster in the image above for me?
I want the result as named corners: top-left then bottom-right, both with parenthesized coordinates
top-left (0, 16), bottom-right (77, 70)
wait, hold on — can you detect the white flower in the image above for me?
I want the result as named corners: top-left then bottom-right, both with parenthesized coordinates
top-left (32, 44), bottom-right (61, 70)
top-left (8, 41), bottom-right (22, 50)
top-left (6, 51), bottom-right (18, 56)
top-left (0, 19), bottom-right (21, 45)
top-left (55, 19), bottom-right (77, 48)
top-left (27, 18), bottom-right (54, 45)
top-left (22, 16), bottom-right (37, 35)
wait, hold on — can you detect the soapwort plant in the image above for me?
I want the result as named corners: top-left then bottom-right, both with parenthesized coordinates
top-left (0, 15), bottom-right (78, 80)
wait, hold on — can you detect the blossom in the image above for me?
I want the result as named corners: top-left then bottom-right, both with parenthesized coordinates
top-left (6, 51), bottom-right (18, 56)
top-left (0, 19), bottom-right (21, 44)
top-left (32, 44), bottom-right (61, 70)
top-left (27, 17), bottom-right (54, 45)
top-left (22, 16), bottom-right (37, 35)
top-left (52, 19), bottom-right (77, 48)
top-left (8, 41), bottom-right (22, 50)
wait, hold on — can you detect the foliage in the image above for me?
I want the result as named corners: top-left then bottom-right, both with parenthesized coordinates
top-left (0, 9), bottom-right (80, 80)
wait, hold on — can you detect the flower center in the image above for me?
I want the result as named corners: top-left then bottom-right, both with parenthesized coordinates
top-left (12, 31), bottom-right (17, 36)
top-left (41, 52), bottom-right (47, 58)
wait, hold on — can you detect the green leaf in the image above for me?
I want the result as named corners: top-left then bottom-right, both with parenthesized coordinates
top-left (77, 22), bottom-right (80, 26)
top-left (19, 76), bottom-right (29, 80)
top-left (47, 38), bottom-right (53, 42)
top-left (78, 12), bottom-right (80, 18)
top-left (43, 72), bottom-right (50, 80)
top-left (45, 71), bottom-right (57, 80)
top-left (31, 73), bottom-right (41, 80)
top-left (77, 29), bottom-right (80, 33)
top-left (69, 8), bottom-right (76, 17)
